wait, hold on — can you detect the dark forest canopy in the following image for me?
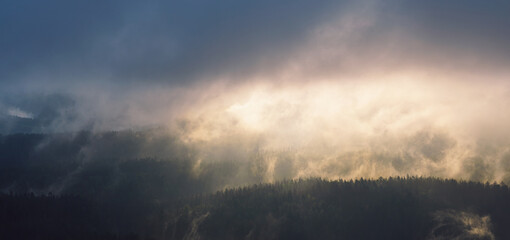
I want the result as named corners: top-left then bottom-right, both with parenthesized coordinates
top-left (1, 177), bottom-right (509, 240)
top-left (1, 132), bottom-right (510, 239)
top-left (1, 131), bottom-right (508, 198)
top-left (3, 0), bottom-right (510, 239)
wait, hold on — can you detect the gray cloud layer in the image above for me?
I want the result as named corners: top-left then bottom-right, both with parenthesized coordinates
top-left (2, 0), bottom-right (510, 88)
top-left (2, 0), bottom-right (510, 183)
top-left (1, 0), bottom-right (510, 132)
top-left (1, 0), bottom-right (345, 86)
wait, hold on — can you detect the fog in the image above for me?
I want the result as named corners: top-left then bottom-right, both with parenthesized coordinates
top-left (2, 0), bottom-right (510, 184)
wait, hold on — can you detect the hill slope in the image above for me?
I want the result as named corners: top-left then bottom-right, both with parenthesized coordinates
top-left (2, 177), bottom-right (509, 240)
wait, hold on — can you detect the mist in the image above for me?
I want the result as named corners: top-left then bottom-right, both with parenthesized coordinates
top-left (2, 0), bottom-right (510, 184)
top-left (4, 1), bottom-right (510, 239)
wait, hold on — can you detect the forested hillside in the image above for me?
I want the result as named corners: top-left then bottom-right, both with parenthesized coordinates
top-left (1, 178), bottom-right (509, 239)
top-left (4, 0), bottom-right (510, 239)
top-left (1, 133), bottom-right (510, 239)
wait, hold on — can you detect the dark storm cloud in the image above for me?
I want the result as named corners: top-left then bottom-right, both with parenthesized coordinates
top-left (1, 0), bottom-right (510, 174)
top-left (392, 0), bottom-right (510, 71)
top-left (2, 0), bottom-right (509, 88)
top-left (0, 0), bottom-right (127, 81)
top-left (0, 0), bottom-right (346, 86)
top-left (292, 0), bottom-right (510, 78)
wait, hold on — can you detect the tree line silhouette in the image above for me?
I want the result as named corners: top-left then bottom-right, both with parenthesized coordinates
top-left (1, 133), bottom-right (510, 239)
top-left (1, 177), bottom-right (509, 239)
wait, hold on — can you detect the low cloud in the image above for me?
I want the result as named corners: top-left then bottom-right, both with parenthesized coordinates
top-left (428, 210), bottom-right (494, 240)
top-left (1, 0), bottom-right (510, 184)
top-left (7, 108), bottom-right (34, 119)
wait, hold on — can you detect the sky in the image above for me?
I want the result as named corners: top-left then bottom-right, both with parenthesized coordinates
top-left (2, 0), bottom-right (510, 182)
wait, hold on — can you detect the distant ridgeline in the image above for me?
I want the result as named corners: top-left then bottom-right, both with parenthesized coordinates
top-left (1, 177), bottom-right (509, 240)
top-left (1, 133), bottom-right (510, 239)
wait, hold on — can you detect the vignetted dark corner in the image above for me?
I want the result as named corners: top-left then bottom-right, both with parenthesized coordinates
top-left (1, 0), bottom-right (510, 239)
